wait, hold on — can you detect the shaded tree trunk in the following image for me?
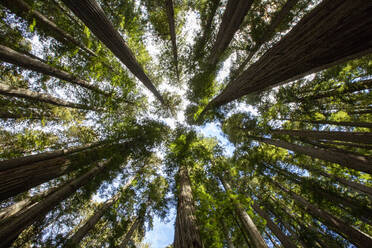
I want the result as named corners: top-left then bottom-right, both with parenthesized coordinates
top-left (273, 181), bottom-right (372, 248)
top-left (0, 140), bottom-right (104, 171)
top-left (164, 0), bottom-right (179, 81)
top-left (0, 0), bottom-right (97, 57)
top-left (0, 143), bottom-right (111, 201)
top-left (0, 45), bottom-right (108, 96)
top-left (252, 203), bottom-right (297, 248)
top-left (272, 129), bottom-right (372, 144)
top-left (0, 159), bottom-right (109, 247)
top-left (62, 0), bottom-right (164, 103)
top-left (249, 135), bottom-right (372, 174)
top-left (207, 0), bottom-right (253, 65)
top-left (221, 219), bottom-right (234, 248)
top-left (67, 176), bottom-right (134, 246)
top-left (118, 216), bottom-right (142, 248)
top-left (174, 165), bottom-right (203, 248)
top-left (207, 0), bottom-right (372, 108)
top-left (220, 177), bottom-right (268, 248)
top-left (264, 230), bottom-right (280, 248)
top-left (0, 82), bottom-right (94, 110)
top-left (279, 119), bottom-right (372, 129)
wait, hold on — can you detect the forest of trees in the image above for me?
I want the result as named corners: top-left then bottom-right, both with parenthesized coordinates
top-left (0, 0), bottom-right (371, 247)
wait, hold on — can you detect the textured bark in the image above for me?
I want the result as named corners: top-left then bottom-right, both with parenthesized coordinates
top-left (0, 0), bottom-right (97, 57)
top-left (274, 182), bottom-right (372, 247)
top-left (165, 0), bottom-right (179, 81)
top-left (221, 178), bottom-right (268, 248)
top-left (250, 135), bottom-right (372, 174)
top-left (272, 129), bottom-right (372, 144)
top-left (62, 0), bottom-right (164, 103)
top-left (252, 204), bottom-right (297, 248)
top-left (208, 0), bottom-right (372, 108)
top-left (234, 0), bottom-right (300, 77)
top-left (207, 0), bottom-right (253, 65)
top-left (174, 165), bottom-right (203, 248)
top-left (118, 216), bottom-right (142, 248)
top-left (0, 82), bottom-right (93, 110)
top-left (0, 141), bottom-right (104, 171)
top-left (0, 45), bottom-right (108, 96)
top-left (67, 176), bottom-right (134, 246)
top-left (0, 159), bottom-right (109, 247)
top-left (0, 143), bottom-right (108, 201)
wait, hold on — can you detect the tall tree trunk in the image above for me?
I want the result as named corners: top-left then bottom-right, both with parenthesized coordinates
top-left (273, 181), bottom-right (372, 247)
top-left (174, 165), bottom-right (203, 248)
top-left (207, 0), bottom-right (253, 65)
top-left (221, 219), bottom-right (234, 248)
top-left (252, 203), bottom-right (297, 248)
top-left (0, 82), bottom-right (94, 110)
top-left (0, 141), bottom-right (104, 171)
top-left (207, 0), bottom-right (372, 108)
top-left (118, 216), bottom-right (143, 248)
top-left (272, 129), bottom-right (372, 144)
top-left (0, 143), bottom-right (111, 201)
top-left (249, 135), bottom-right (372, 174)
top-left (234, 0), bottom-right (300, 77)
top-left (318, 140), bottom-right (372, 150)
top-left (61, 0), bottom-right (164, 104)
top-left (0, 159), bottom-right (110, 247)
top-left (264, 230), bottom-right (280, 248)
top-left (164, 0), bottom-right (179, 81)
top-left (0, 0), bottom-right (97, 57)
top-left (67, 176), bottom-right (134, 246)
top-left (0, 45), bottom-right (108, 96)
top-left (279, 119), bottom-right (372, 129)
top-left (220, 177), bottom-right (268, 248)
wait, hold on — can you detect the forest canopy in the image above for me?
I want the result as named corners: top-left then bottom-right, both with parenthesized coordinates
top-left (0, 0), bottom-right (371, 247)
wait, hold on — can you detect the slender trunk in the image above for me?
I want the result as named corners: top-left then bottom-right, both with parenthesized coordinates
top-left (207, 0), bottom-right (372, 108)
top-left (0, 143), bottom-right (111, 201)
top-left (297, 79), bottom-right (372, 102)
top-left (220, 177), bottom-right (268, 248)
top-left (174, 165), bottom-right (203, 248)
top-left (264, 230), bottom-right (280, 248)
top-left (0, 111), bottom-right (58, 121)
top-left (0, 187), bottom-right (56, 222)
top-left (118, 216), bottom-right (142, 248)
top-left (252, 203), bottom-right (297, 248)
top-left (0, 82), bottom-right (94, 110)
top-left (0, 45), bottom-right (108, 96)
top-left (279, 119), bottom-right (372, 129)
top-left (273, 181), bottom-right (372, 247)
top-left (0, 141), bottom-right (104, 171)
top-left (231, 211), bottom-right (251, 247)
top-left (67, 176), bottom-right (134, 246)
top-left (348, 109), bottom-right (372, 115)
top-left (207, 0), bottom-right (253, 65)
top-left (272, 129), bottom-right (372, 144)
top-left (0, 159), bottom-right (109, 247)
top-left (164, 0), bottom-right (179, 81)
top-left (62, 0), bottom-right (164, 104)
top-left (250, 135), bottom-right (372, 174)
top-left (318, 140), bottom-right (372, 150)
top-left (0, 0), bottom-right (97, 57)
top-left (221, 219), bottom-right (234, 248)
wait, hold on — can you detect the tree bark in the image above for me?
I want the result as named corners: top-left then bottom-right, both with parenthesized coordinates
top-left (272, 129), bottom-right (372, 144)
top-left (252, 203), bottom-right (297, 248)
top-left (250, 135), bottom-right (372, 174)
top-left (220, 177), bottom-right (268, 248)
top-left (61, 0), bottom-right (164, 104)
top-left (67, 176), bottom-right (134, 246)
top-left (207, 0), bottom-right (253, 65)
top-left (0, 45), bottom-right (108, 96)
top-left (0, 159), bottom-right (109, 247)
top-left (273, 181), bottom-right (372, 247)
top-left (174, 165), bottom-right (203, 248)
top-left (0, 141), bottom-right (104, 171)
top-left (0, 82), bottom-right (94, 110)
top-left (0, 0), bottom-right (97, 57)
top-left (164, 0), bottom-right (179, 81)
top-left (0, 143), bottom-right (109, 201)
top-left (264, 230), bottom-right (280, 248)
top-left (280, 119), bottom-right (372, 129)
top-left (221, 219), bottom-right (234, 248)
top-left (207, 0), bottom-right (372, 108)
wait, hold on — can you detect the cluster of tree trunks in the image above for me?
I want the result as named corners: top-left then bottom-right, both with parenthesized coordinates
top-left (207, 0), bottom-right (372, 108)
